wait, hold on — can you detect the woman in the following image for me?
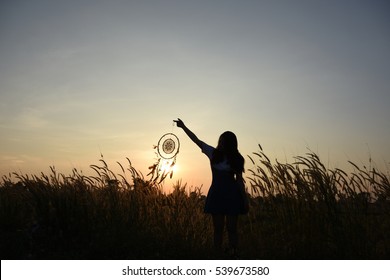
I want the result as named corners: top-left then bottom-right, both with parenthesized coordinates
top-left (174, 118), bottom-right (248, 256)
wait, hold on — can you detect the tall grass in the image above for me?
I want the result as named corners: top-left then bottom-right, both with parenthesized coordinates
top-left (245, 146), bottom-right (390, 259)
top-left (1, 148), bottom-right (389, 259)
top-left (0, 157), bottom-right (210, 259)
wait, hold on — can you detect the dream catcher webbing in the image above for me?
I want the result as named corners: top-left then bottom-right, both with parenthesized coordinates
top-left (157, 133), bottom-right (180, 159)
top-left (150, 133), bottom-right (180, 183)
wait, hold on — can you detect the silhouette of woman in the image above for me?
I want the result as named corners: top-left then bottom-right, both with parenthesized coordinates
top-left (174, 118), bottom-right (248, 256)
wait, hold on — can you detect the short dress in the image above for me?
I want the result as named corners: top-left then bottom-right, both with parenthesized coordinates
top-left (202, 142), bottom-right (246, 215)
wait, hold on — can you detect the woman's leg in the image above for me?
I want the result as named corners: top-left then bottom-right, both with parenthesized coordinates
top-left (226, 215), bottom-right (238, 250)
top-left (212, 214), bottom-right (225, 251)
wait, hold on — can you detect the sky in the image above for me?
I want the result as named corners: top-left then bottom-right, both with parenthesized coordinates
top-left (1, 0), bottom-right (389, 191)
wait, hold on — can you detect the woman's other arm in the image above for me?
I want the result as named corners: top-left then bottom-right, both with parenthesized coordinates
top-left (236, 172), bottom-right (249, 213)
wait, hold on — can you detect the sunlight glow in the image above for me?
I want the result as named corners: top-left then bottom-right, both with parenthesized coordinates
top-left (159, 160), bottom-right (178, 176)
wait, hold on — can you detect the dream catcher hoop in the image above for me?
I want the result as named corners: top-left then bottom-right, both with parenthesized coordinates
top-left (149, 132), bottom-right (180, 183)
top-left (157, 133), bottom-right (180, 159)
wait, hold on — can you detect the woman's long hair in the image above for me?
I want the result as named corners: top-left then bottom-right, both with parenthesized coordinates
top-left (211, 131), bottom-right (244, 174)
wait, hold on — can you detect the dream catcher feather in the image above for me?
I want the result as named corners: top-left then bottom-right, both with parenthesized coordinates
top-left (148, 133), bottom-right (180, 183)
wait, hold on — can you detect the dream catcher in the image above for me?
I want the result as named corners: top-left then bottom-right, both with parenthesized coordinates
top-left (149, 132), bottom-right (180, 183)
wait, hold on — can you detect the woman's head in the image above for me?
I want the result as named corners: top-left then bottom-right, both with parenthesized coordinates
top-left (214, 131), bottom-right (244, 174)
top-left (217, 131), bottom-right (238, 153)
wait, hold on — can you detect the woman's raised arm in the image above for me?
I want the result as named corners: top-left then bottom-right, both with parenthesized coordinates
top-left (174, 118), bottom-right (203, 149)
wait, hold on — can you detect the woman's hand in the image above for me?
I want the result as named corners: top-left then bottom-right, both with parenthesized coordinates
top-left (173, 118), bottom-right (185, 128)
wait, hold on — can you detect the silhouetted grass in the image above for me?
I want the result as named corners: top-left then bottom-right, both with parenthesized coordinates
top-left (1, 148), bottom-right (389, 259)
top-left (245, 146), bottom-right (390, 259)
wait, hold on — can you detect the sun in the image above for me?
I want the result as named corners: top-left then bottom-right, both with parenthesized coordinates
top-left (159, 160), bottom-right (178, 175)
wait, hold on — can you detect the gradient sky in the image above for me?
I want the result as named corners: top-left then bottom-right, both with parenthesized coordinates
top-left (1, 0), bottom-right (389, 190)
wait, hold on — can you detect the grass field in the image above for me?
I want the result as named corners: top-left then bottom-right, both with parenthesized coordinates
top-left (1, 147), bottom-right (389, 259)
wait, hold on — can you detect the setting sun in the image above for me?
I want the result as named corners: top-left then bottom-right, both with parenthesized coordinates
top-left (159, 160), bottom-right (178, 176)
